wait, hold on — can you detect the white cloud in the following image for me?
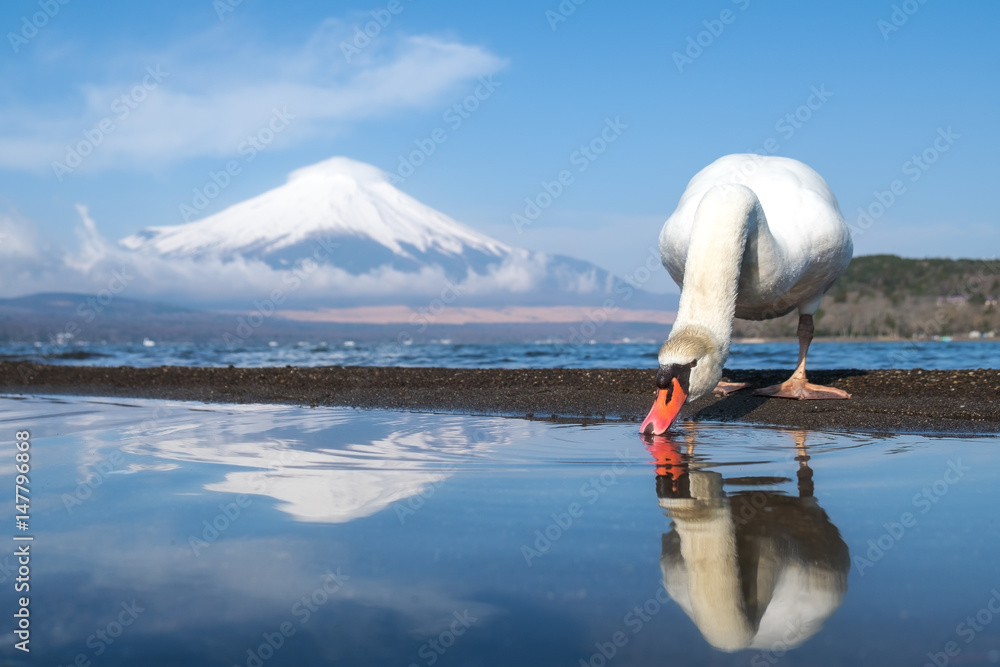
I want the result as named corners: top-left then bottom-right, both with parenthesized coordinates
top-left (0, 208), bottom-right (591, 305)
top-left (477, 213), bottom-right (680, 295)
top-left (0, 211), bottom-right (42, 259)
top-left (0, 21), bottom-right (506, 174)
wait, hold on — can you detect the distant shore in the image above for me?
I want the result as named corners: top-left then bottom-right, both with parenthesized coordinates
top-left (733, 335), bottom-right (999, 344)
top-left (2, 363), bottom-right (998, 434)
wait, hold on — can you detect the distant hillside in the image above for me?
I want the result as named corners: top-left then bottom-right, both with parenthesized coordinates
top-left (0, 293), bottom-right (231, 344)
top-left (733, 255), bottom-right (1000, 339)
top-left (831, 255), bottom-right (1000, 302)
top-left (0, 293), bottom-right (672, 345)
top-left (5, 255), bottom-right (997, 345)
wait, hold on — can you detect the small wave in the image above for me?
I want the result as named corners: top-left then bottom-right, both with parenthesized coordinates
top-left (46, 350), bottom-right (113, 360)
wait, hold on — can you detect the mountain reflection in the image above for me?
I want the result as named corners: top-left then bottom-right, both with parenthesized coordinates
top-left (647, 430), bottom-right (849, 653)
top-left (120, 416), bottom-right (503, 523)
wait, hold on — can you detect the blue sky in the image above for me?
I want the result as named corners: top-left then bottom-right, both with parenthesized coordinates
top-left (1, 0), bottom-right (997, 295)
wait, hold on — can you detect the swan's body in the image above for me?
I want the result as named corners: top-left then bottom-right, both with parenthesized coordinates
top-left (642, 154), bottom-right (853, 434)
top-left (660, 154), bottom-right (852, 323)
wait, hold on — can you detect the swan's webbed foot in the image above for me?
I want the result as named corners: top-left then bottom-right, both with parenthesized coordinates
top-left (753, 377), bottom-right (851, 400)
top-left (712, 381), bottom-right (751, 395)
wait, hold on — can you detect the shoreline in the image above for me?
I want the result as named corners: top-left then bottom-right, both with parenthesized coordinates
top-left (732, 336), bottom-right (999, 344)
top-left (4, 335), bottom-right (1000, 349)
top-left (2, 363), bottom-right (999, 433)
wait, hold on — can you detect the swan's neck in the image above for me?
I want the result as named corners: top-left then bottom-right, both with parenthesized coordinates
top-left (671, 473), bottom-right (755, 651)
top-left (672, 185), bottom-right (760, 354)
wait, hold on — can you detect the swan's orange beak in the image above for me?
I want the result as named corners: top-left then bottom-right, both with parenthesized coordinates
top-left (640, 377), bottom-right (687, 435)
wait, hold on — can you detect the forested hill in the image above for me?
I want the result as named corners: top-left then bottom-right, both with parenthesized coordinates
top-left (733, 255), bottom-right (1000, 339)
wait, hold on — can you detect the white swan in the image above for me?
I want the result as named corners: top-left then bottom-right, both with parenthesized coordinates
top-left (641, 154), bottom-right (852, 435)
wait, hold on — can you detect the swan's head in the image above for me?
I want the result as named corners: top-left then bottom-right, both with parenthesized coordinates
top-left (641, 328), bottom-right (725, 435)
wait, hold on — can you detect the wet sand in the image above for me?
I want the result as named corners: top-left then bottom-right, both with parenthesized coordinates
top-left (1, 362), bottom-right (998, 433)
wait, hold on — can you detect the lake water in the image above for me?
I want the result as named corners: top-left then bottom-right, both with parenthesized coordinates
top-left (1, 394), bottom-right (998, 666)
top-left (4, 339), bottom-right (1000, 370)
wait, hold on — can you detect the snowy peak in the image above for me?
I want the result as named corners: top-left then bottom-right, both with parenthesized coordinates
top-left (286, 156), bottom-right (387, 184)
top-left (121, 156), bottom-right (509, 265)
top-left (117, 155), bottom-right (660, 308)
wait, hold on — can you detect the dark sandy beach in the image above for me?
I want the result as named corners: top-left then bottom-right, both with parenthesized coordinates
top-left (2, 362), bottom-right (998, 433)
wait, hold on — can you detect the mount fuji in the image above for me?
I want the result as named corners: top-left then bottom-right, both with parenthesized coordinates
top-left (120, 157), bottom-right (664, 308)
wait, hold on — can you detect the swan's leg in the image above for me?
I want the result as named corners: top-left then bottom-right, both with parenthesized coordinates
top-left (712, 381), bottom-right (751, 395)
top-left (793, 431), bottom-right (815, 497)
top-left (753, 314), bottom-right (851, 400)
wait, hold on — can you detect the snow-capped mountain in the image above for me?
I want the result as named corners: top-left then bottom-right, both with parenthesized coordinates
top-left (122, 158), bottom-right (511, 276)
top-left (120, 157), bottom-right (654, 307)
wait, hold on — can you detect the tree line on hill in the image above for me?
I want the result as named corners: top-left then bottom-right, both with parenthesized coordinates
top-left (733, 255), bottom-right (1000, 339)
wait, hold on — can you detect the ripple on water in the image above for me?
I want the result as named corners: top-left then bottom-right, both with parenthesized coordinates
top-left (1, 394), bottom-right (997, 666)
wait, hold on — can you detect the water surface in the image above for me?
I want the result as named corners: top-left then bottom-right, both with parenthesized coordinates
top-left (0, 395), bottom-right (998, 666)
top-left (3, 339), bottom-right (1000, 370)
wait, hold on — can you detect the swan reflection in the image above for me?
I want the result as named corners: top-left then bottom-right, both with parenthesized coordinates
top-left (648, 430), bottom-right (849, 653)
